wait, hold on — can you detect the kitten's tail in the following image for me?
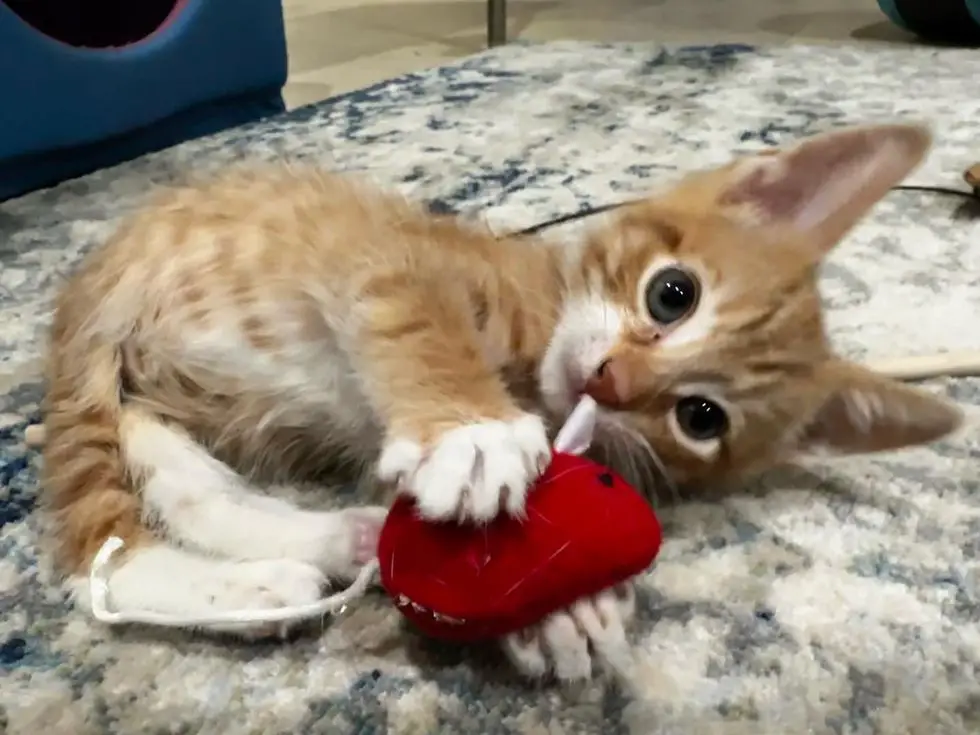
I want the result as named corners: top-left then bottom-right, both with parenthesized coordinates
top-left (41, 329), bottom-right (152, 574)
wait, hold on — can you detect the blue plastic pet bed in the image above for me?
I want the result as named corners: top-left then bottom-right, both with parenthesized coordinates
top-left (878, 0), bottom-right (980, 43)
top-left (0, 0), bottom-right (288, 201)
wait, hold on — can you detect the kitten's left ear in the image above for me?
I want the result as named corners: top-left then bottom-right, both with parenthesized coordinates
top-left (795, 360), bottom-right (964, 455)
top-left (721, 123), bottom-right (931, 253)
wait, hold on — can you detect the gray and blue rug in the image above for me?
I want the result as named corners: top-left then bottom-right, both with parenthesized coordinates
top-left (2, 41), bottom-right (980, 734)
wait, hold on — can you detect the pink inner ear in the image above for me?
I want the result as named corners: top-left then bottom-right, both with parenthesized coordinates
top-left (719, 126), bottom-right (928, 241)
top-left (722, 158), bottom-right (803, 220)
top-left (732, 136), bottom-right (872, 228)
top-left (553, 396), bottom-right (597, 456)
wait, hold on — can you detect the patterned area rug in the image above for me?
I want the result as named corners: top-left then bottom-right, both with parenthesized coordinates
top-left (1, 41), bottom-right (979, 734)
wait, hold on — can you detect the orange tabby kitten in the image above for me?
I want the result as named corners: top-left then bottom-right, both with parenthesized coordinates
top-left (42, 123), bottom-right (962, 681)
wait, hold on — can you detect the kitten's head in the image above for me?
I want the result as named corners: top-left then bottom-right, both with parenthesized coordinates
top-left (539, 123), bottom-right (963, 491)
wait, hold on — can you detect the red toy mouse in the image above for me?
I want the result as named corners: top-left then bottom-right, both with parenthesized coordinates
top-left (378, 396), bottom-right (663, 641)
top-left (87, 397), bottom-right (662, 643)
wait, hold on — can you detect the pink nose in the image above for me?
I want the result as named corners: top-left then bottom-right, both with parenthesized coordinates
top-left (583, 358), bottom-right (622, 407)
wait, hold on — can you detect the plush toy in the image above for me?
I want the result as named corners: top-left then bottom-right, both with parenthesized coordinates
top-left (378, 396), bottom-right (663, 641)
top-left (88, 397), bottom-right (663, 642)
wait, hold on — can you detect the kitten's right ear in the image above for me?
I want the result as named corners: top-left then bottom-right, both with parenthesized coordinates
top-left (795, 360), bottom-right (964, 456)
top-left (719, 123), bottom-right (932, 253)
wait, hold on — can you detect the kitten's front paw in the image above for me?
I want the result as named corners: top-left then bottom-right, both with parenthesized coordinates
top-left (378, 413), bottom-right (551, 522)
top-left (501, 582), bottom-right (637, 681)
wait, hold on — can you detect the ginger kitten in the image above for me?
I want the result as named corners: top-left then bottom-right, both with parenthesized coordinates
top-left (41, 123), bottom-right (962, 681)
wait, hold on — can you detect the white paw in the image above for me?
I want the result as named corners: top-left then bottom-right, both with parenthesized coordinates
top-left (105, 548), bottom-right (328, 639)
top-left (215, 559), bottom-right (326, 609)
top-left (302, 506), bottom-right (388, 580)
top-left (234, 492), bottom-right (386, 581)
top-left (189, 558), bottom-right (328, 638)
top-left (378, 413), bottom-right (551, 522)
top-left (501, 583), bottom-right (637, 681)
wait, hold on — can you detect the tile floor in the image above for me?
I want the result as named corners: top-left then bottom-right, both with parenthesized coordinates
top-left (280, 0), bottom-right (922, 109)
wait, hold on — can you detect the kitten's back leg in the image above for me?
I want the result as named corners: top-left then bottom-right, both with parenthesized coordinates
top-left (74, 542), bottom-right (328, 638)
top-left (54, 405), bottom-right (384, 636)
top-left (120, 405), bottom-right (384, 581)
top-left (43, 334), bottom-right (381, 635)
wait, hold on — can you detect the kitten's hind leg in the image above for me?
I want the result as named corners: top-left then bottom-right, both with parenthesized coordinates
top-left (349, 274), bottom-right (550, 523)
top-left (75, 540), bottom-right (327, 638)
top-left (121, 407), bottom-right (385, 581)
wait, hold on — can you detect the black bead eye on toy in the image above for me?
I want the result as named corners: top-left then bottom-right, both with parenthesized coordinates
top-left (645, 266), bottom-right (700, 325)
top-left (597, 472), bottom-right (615, 488)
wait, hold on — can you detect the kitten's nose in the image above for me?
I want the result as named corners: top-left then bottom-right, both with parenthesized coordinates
top-left (583, 358), bottom-right (623, 407)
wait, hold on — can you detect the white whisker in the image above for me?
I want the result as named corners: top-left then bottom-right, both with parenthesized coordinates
top-left (594, 416), bottom-right (681, 506)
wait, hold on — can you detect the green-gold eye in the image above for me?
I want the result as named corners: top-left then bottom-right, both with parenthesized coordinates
top-left (644, 267), bottom-right (699, 325)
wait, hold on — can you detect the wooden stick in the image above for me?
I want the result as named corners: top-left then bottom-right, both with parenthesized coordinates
top-left (24, 423), bottom-right (46, 447)
top-left (865, 351), bottom-right (980, 381)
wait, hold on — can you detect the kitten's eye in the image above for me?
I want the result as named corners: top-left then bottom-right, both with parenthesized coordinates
top-left (674, 396), bottom-right (728, 441)
top-left (645, 267), bottom-right (699, 325)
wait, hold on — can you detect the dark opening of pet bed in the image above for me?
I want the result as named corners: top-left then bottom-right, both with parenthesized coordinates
top-left (2, 0), bottom-right (181, 48)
